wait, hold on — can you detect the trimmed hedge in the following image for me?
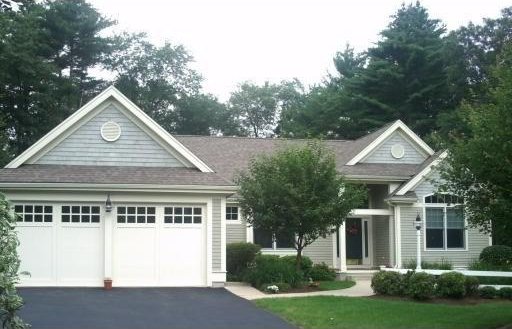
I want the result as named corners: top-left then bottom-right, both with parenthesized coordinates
top-left (244, 254), bottom-right (304, 288)
top-left (371, 271), bottom-right (404, 296)
top-left (479, 245), bottom-right (512, 267)
top-left (436, 272), bottom-right (466, 298)
top-left (371, 271), bottom-right (482, 300)
top-left (498, 287), bottom-right (512, 299)
top-left (479, 286), bottom-right (497, 299)
top-left (226, 242), bottom-right (261, 281)
top-left (309, 262), bottom-right (337, 281)
top-left (406, 272), bottom-right (436, 300)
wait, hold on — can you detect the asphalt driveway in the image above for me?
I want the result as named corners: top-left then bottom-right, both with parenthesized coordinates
top-left (18, 287), bottom-right (296, 329)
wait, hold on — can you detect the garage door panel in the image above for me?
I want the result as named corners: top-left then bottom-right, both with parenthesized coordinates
top-left (159, 227), bottom-right (205, 286)
top-left (17, 226), bottom-right (54, 285)
top-left (114, 227), bottom-right (157, 285)
top-left (57, 226), bottom-right (103, 285)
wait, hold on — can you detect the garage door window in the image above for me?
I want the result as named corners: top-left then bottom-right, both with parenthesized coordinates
top-left (117, 206), bottom-right (156, 224)
top-left (164, 207), bottom-right (202, 224)
top-left (14, 205), bottom-right (53, 223)
top-left (62, 206), bottom-right (100, 223)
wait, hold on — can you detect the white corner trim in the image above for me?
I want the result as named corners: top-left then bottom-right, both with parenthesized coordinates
top-left (395, 150), bottom-right (448, 196)
top-left (346, 120), bottom-right (435, 166)
top-left (394, 205), bottom-right (402, 268)
top-left (5, 86), bottom-right (214, 173)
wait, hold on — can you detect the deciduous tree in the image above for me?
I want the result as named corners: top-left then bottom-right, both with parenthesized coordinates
top-left (237, 142), bottom-right (365, 269)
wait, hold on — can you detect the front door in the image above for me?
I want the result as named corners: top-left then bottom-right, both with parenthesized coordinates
top-left (345, 218), bottom-right (363, 265)
top-left (345, 218), bottom-right (372, 266)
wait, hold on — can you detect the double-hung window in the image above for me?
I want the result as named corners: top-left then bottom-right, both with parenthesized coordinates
top-left (425, 194), bottom-right (465, 250)
top-left (253, 227), bottom-right (295, 250)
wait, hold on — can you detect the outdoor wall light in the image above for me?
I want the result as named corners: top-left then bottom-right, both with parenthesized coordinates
top-left (105, 193), bottom-right (113, 213)
top-left (415, 211), bottom-right (422, 270)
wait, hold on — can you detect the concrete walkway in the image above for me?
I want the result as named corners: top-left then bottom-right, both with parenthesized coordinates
top-left (225, 280), bottom-right (373, 300)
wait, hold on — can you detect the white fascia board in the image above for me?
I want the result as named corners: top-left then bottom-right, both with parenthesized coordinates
top-left (5, 86), bottom-right (214, 173)
top-left (346, 120), bottom-right (435, 166)
top-left (395, 150), bottom-right (448, 196)
top-left (0, 182), bottom-right (237, 194)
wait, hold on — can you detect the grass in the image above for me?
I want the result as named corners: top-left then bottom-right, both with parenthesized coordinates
top-left (317, 280), bottom-right (355, 291)
top-left (255, 296), bottom-right (512, 329)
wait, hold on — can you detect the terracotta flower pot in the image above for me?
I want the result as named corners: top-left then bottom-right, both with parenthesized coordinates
top-left (104, 279), bottom-right (113, 290)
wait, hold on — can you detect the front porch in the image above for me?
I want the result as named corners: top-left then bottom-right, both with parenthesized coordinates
top-left (336, 208), bottom-right (395, 273)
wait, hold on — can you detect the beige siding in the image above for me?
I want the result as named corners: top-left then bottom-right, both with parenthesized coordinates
top-left (400, 206), bottom-right (489, 267)
top-left (363, 131), bottom-right (428, 164)
top-left (304, 234), bottom-right (334, 267)
top-left (212, 197), bottom-right (222, 271)
top-left (226, 221), bottom-right (246, 244)
top-left (373, 216), bottom-right (390, 266)
top-left (401, 171), bottom-right (490, 267)
top-left (37, 103), bottom-right (184, 167)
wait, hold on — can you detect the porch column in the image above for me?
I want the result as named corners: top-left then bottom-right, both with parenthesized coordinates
top-left (339, 222), bottom-right (347, 271)
top-left (104, 209), bottom-right (113, 287)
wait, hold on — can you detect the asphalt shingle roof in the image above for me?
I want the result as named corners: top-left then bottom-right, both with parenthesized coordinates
top-left (0, 165), bottom-right (233, 186)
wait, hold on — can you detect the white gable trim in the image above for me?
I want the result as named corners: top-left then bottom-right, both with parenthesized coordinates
top-left (346, 120), bottom-right (435, 166)
top-left (5, 86), bottom-right (214, 172)
top-left (395, 150), bottom-right (448, 196)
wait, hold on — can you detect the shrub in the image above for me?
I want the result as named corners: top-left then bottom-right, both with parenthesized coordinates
top-left (281, 255), bottom-right (313, 279)
top-left (479, 286), bottom-right (497, 299)
top-left (436, 272), bottom-right (466, 298)
top-left (371, 271), bottom-right (404, 296)
top-left (226, 242), bottom-right (261, 281)
top-left (465, 276), bottom-right (480, 296)
top-left (406, 272), bottom-right (436, 300)
top-left (403, 259), bottom-right (453, 270)
top-left (275, 282), bottom-right (291, 292)
top-left (479, 245), bottom-right (512, 267)
top-left (245, 254), bottom-right (303, 288)
top-left (309, 263), bottom-right (337, 281)
top-left (498, 287), bottom-right (512, 299)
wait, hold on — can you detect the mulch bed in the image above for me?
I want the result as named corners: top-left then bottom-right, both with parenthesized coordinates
top-left (369, 294), bottom-right (512, 305)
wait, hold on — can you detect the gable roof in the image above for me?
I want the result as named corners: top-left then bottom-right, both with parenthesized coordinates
top-left (345, 120), bottom-right (434, 165)
top-left (176, 135), bottom-right (425, 183)
top-left (5, 86), bottom-right (213, 173)
top-left (394, 150), bottom-right (447, 196)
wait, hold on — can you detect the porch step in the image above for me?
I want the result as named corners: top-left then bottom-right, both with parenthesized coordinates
top-left (339, 270), bottom-right (378, 281)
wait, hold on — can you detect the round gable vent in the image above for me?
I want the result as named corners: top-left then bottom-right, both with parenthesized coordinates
top-left (391, 144), bottom-right (405, 159)
top-left (101, 121), bottom-right (121, 142)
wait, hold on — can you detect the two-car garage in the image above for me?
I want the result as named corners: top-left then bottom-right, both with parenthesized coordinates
top-left (15, 203), bottom-right (207, 287)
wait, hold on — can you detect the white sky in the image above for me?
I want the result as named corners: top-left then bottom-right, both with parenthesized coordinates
top-left (88, 0), bottom-right (507, 101)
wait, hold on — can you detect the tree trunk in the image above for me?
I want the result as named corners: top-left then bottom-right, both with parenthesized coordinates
top-left (296, 248), bottom-right (302, 272)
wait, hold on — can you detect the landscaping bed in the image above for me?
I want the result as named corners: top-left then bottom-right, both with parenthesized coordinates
top-left (255, 296), bottom-right (512, 329)
top-left (261, 280), bottom-right (356, 294)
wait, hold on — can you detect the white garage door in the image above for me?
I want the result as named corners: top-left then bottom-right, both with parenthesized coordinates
top-left (15, 204), bottom-right (104, 286)
top-left (113, 205), bottom-right (206, 287)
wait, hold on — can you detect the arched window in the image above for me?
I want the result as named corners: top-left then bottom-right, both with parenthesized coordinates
top-left (424, 194), bottom-right (465, 250)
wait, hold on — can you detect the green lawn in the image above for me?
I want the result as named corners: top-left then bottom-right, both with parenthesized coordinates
top-left (255, 296), bottom-right (512, 329)
top-left (317, 280), bottom-right (355, 291)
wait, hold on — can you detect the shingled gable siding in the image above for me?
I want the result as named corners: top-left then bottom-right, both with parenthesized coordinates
top-left (400, 172), bottom-right (489, 267)
top-left (212, 197), bottom-right (222, 271)
top-left (226, 220), bottom-right (247, 244)
top-left (303, 235), bottom-right (335, 267)
top-left (362, 131), bottom-right (427, 164)
top-left (36, 104), bottom-right (184, 167)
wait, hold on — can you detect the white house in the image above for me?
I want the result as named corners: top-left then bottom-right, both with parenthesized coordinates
top-left (0, 87), bottom-right (490, 288)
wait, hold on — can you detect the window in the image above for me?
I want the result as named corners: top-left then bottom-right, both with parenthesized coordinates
top-left (425, 194), bottom-right (465, 250)
top-left (62, 205), bottom-right (100, 223)
top-left (253, 227), bottom-right (295, 249)
top-left (226, 206), bottom-right (238, 221)
top-left (14, 205), bottom-right (53, 223)
top-left (164, 207), bottom-right (202, 224)
top-left (117, 206), bottom-right (155, 224)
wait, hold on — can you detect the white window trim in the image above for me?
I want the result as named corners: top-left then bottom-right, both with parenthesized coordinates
top-left (423, 194), bottom-right (469, 252)
top-left (225, 204), bottom-right (242, 225)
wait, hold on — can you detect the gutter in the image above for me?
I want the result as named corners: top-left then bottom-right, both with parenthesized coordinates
top-left (0, 182), bottom-right (238, 194)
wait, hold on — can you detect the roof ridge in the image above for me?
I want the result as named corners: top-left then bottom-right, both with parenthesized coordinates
top-left (175, 135), bottom-right (352, 142)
